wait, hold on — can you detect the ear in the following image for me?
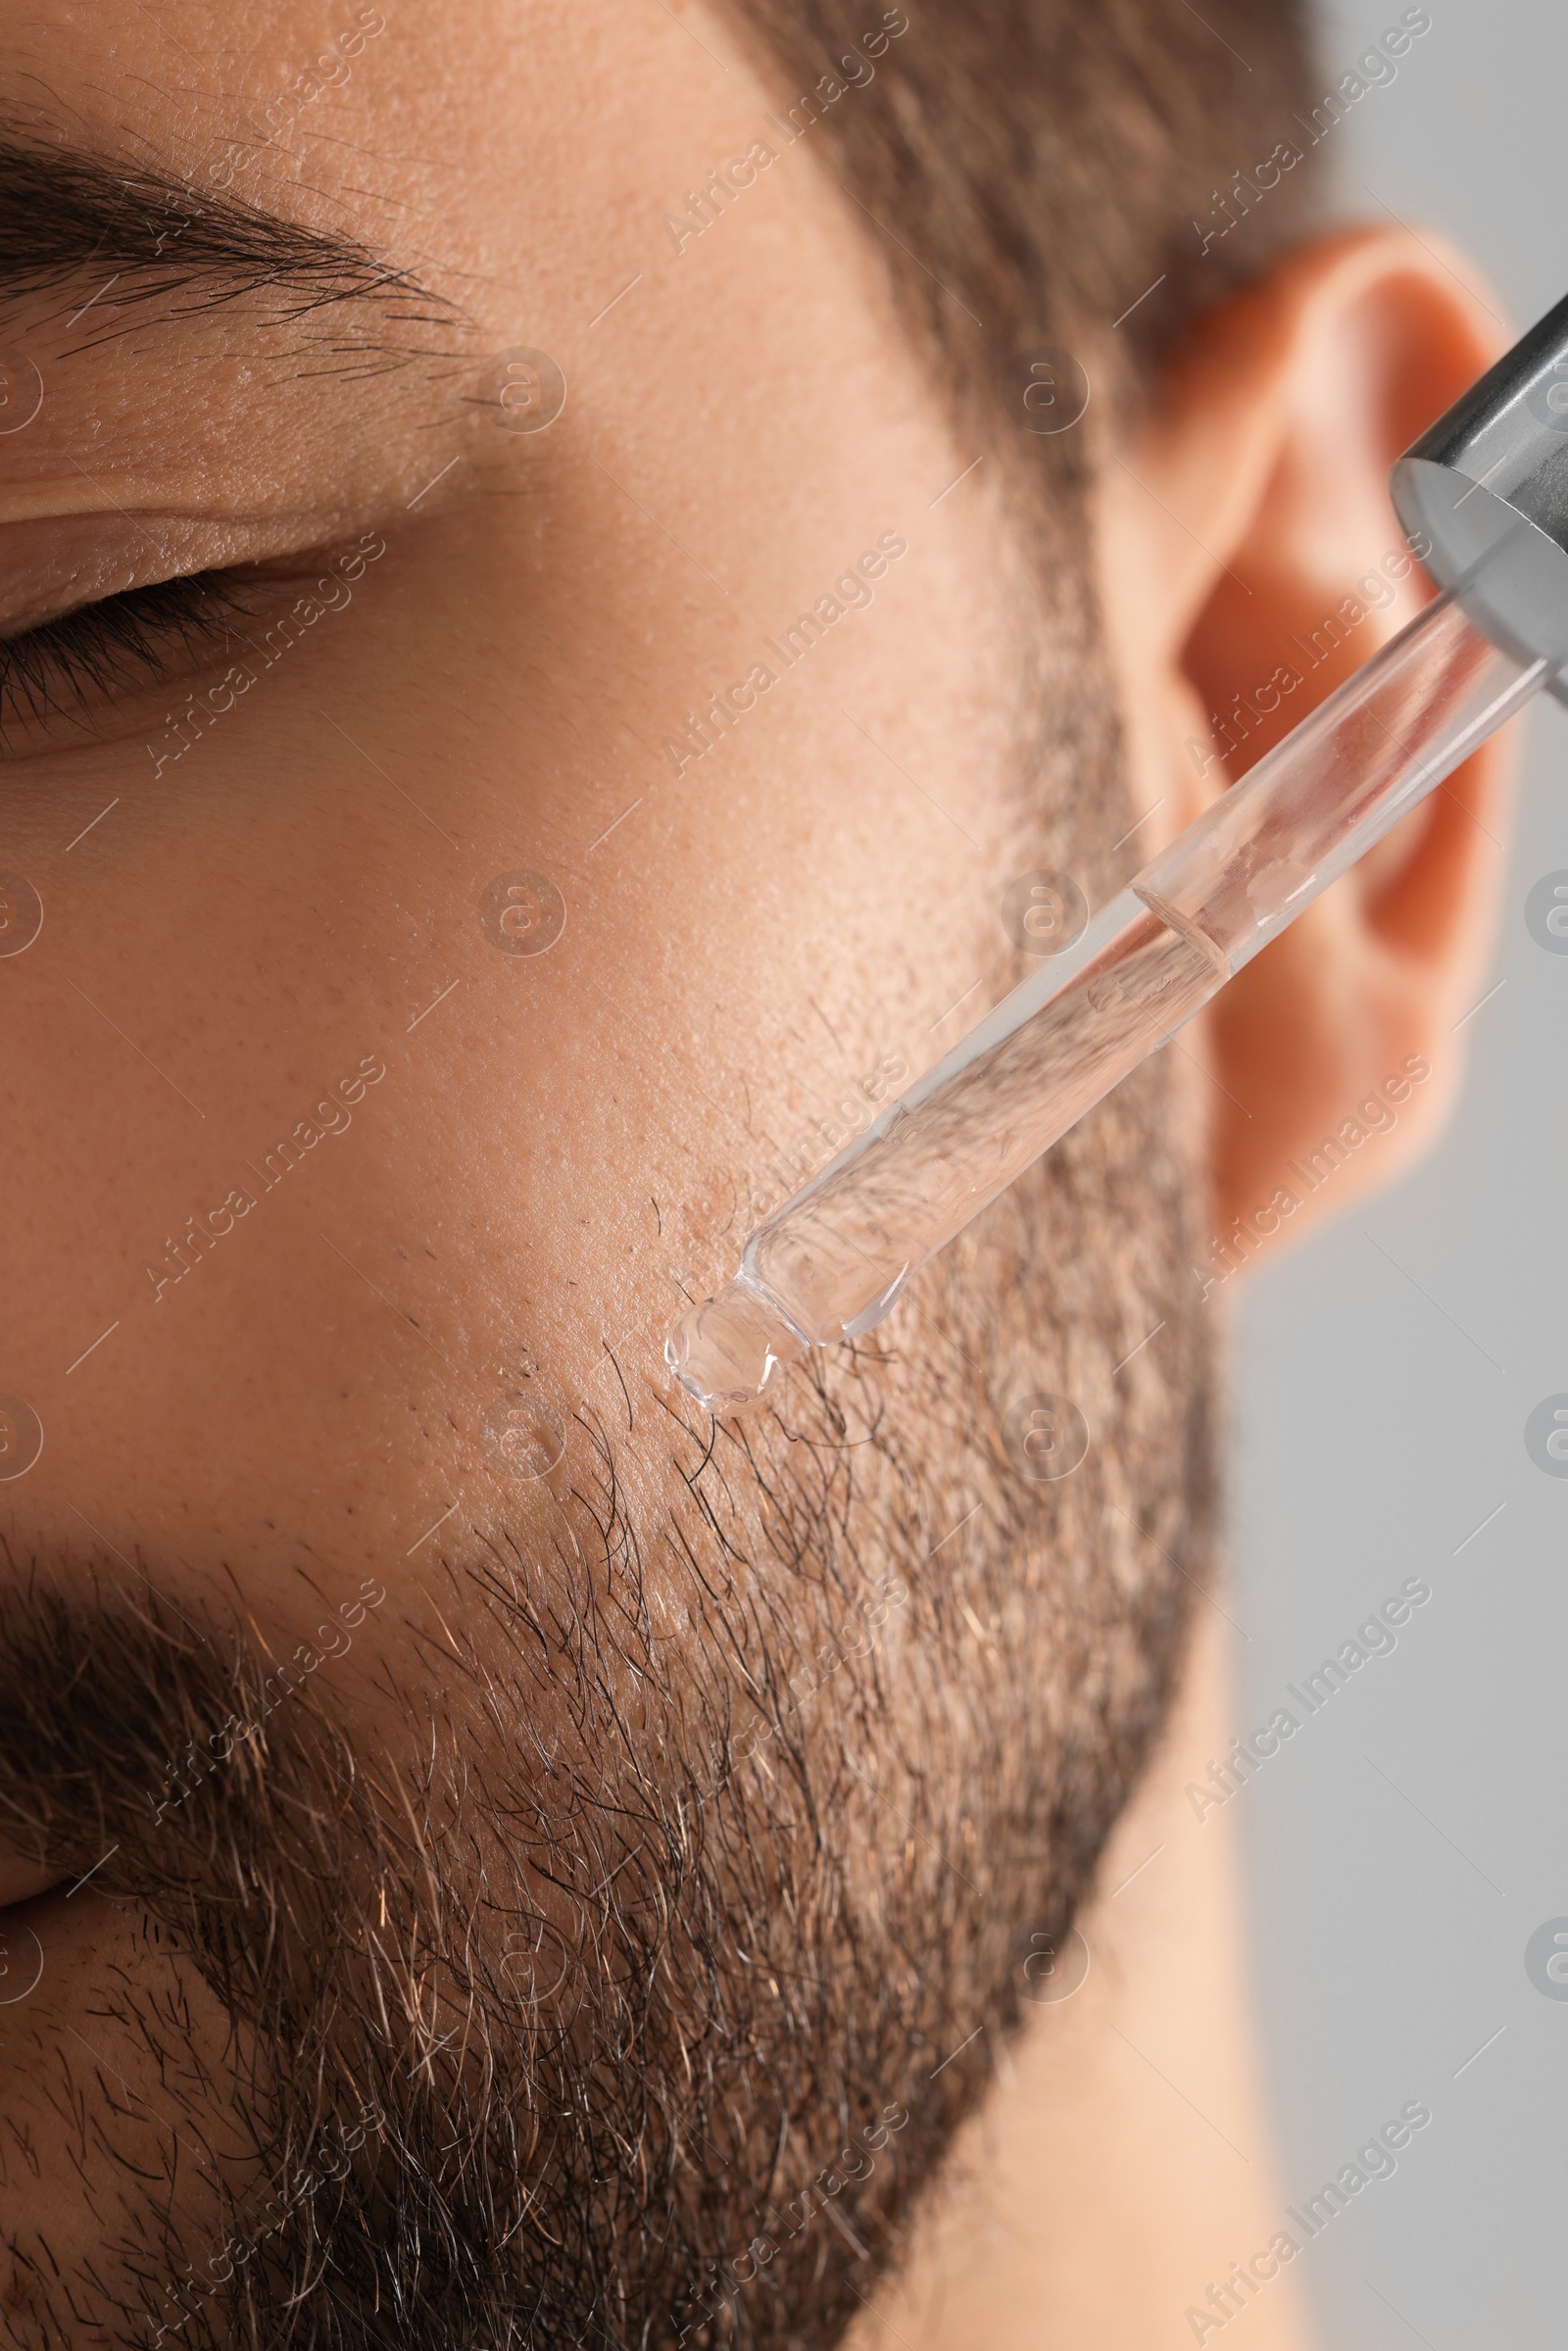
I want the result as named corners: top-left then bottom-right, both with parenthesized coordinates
top-left (1097, 228), bottom-right (1515, 1271)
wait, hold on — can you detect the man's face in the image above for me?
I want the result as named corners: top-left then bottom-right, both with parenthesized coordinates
top-left (0, 4), bottom-right (1211, 2343)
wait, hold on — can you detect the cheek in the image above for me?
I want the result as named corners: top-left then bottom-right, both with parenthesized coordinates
top-left (0, 147), bottom-right (1015, 1638)
top-left (0, 1884), bottom-right (238, 2265)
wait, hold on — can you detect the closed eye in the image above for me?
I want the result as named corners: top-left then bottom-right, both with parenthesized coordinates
top-left (0, 569), bottom-right (263, 751)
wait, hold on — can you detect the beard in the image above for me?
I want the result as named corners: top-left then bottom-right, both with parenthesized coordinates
top-left (0, 607), bottom-right (1219, 2351)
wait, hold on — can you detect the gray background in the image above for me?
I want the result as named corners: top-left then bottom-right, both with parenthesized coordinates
top-left (1235, 1), bottom-right (1568, 2341)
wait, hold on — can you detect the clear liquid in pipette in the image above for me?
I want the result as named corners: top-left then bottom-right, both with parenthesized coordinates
top-left (667, 588), bottom-right (1546, 1416)
top-left (666, 892), bottom-right (1229, 1411)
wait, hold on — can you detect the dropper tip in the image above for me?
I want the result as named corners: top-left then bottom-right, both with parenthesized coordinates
top-left (664, 1279), bottom-right (808, 1415)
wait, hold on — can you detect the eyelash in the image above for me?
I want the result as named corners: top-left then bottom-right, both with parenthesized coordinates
top-left (0, 570), bottom-right (259, 747)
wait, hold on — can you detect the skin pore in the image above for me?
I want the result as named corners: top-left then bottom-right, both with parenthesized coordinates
top-left (0, 1), bottom-right (1513, 2346)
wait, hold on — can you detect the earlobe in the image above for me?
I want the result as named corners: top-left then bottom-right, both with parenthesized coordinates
top-left (1103, 228), bottom-right (1516, 1261)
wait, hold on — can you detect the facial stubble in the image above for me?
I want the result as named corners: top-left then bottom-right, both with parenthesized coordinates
top-left (0, 617), bottom-right (1218, 2351)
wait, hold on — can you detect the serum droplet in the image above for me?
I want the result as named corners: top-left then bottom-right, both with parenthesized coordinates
top-left (665, 1280), bottom-right (807, 1414)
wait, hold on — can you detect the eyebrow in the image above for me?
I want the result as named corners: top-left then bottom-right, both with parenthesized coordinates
top-left (0, 128), bottom-right (460, 367)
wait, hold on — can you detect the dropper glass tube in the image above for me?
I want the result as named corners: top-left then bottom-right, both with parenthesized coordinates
top-left (667, 588), bottom-right (1547, 1413)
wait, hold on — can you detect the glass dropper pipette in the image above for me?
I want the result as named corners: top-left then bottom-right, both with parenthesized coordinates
top-left (667, 285), bottom-right (1568, 1415)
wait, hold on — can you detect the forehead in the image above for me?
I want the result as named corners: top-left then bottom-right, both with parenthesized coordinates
top-left (0, 2), bottom-right (857, 332)
top-left (0, 2), bottom-right (936, 567)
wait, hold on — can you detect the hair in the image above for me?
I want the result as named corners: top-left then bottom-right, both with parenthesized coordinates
top-left (728, 0), bottom-right (1319, 447)
top-left (722, 0), bottom-right (1324, 943)
top-left (0, 15), bottom-right (1324, 2351)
